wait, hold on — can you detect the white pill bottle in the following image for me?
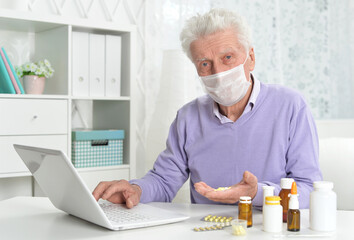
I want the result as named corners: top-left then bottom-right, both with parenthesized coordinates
top-left (263, 196), bottom-right (283, 233)
top-left (310, 181), bottom-right (337, 231)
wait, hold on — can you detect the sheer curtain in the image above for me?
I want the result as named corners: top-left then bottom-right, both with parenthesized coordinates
top-left (142, 0), bottom-right (354, 175)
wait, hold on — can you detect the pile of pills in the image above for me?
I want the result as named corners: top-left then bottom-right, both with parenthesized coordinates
top-left (232, 224), bottom-right (247, 236)
top-left (214, 187), bottom-right (231, 191)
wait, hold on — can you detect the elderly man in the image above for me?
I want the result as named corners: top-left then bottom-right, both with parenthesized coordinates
top-left (93, 9), bottom-right (322, 209)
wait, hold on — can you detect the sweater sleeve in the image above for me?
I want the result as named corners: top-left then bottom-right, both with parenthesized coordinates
top-left (130, 113), bottom-right (189, 203)
top-left (253, 104), bottom-right (322, 208)
top-left (284, 104), bottom-right (323, 208)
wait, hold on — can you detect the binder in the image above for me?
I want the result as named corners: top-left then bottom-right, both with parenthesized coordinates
top-left (0, 48), bottom-right (15, 94)
top-left (72, 32), bottom-right (89, 96)
top-left (1, 47), bottom-right (25, 94)
top-left (89, 34), bottom-right (105, 97)
top-left (105, 35), bottom-right (121, 97)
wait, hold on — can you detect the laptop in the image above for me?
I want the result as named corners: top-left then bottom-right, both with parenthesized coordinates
top-left (13, 144), bottom-right (189, 230)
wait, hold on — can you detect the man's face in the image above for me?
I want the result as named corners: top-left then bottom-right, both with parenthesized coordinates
top-left (190, 28), bottom-right (255, 79)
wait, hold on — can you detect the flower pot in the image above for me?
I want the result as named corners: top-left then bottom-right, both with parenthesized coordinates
top-left (23, 75), bottom-right (46, 94)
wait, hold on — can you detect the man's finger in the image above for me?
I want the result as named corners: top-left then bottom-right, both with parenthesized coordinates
top-left (243, 171), bottom-right (257, 185)
top-left (92, 181), bottom-right (112, 201)
top-left (101, 180), bottom-right (130, 200)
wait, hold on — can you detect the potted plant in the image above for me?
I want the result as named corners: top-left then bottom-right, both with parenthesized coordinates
top-left (15, 59), bottom-right (54, 94)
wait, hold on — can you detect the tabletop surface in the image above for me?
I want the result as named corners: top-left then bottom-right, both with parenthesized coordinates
top-left (0, 197), bottom-right (351, 240)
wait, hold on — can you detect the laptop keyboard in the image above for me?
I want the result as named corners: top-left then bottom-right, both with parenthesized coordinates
top-left (99, 202), bottom-right (153, 224)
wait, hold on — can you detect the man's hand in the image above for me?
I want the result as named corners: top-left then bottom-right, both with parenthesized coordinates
top-left (92, 180), bottom-right (142, 209)
top-left (194, 171), bottom-right (258, 204)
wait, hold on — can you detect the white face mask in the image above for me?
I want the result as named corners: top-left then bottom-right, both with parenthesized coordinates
top-left (199, 55), bottom-right (251, 106)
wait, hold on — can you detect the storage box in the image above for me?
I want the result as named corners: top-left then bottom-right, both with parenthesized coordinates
top-left (72, 130), bottom-right (124, 168)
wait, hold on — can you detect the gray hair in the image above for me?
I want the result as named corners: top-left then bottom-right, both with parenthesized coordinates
top-left (180, 8), bottom-right (253, 60)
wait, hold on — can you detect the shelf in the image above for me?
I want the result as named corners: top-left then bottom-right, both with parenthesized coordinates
top-left (0, 94), bottom-right (131, 101)
top-left (0, 8), bottom-right (136, 186)
top-left (76, 164), bottom-right (130, 173)
top-left (0, 171), bottom-right (31, 178)
top-left (71, 96), bottom-right (130, 101)
top-left (0, 94), bottom-right (69, 100)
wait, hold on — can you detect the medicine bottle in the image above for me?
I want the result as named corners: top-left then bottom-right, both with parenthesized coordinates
top-left (287, 182), bottom-right (300, 232)
top-left (238, 196), bottom-right (252, 227)
top-left (310, 181), bottom-right (337, 232)
top-left (263, 196), bottom-right (283, 233)
top-left (262, 185), bottom-right (275, 207)
top-left (279, 178), bottom-right (294, 222)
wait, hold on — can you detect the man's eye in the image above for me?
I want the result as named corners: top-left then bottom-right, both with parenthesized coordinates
top-left (202, 62), bottom-right (208, 67)
top-left (226, 55), bottom-right (232, 60)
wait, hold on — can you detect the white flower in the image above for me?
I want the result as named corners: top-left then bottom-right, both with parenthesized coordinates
top-left (38, 60), bottom-right (45, 67)
top-left (16, 59), bottom-right (54, 79)
top-left (35, 68), bottom-right (42, 75)
top-left (40, 66), bottom-right (46, 73)
top-left (23, 62), bottom-right (31, 71)
top-left (30, 63), bottom-right (37, 72)
top-left (44, 59), bottom-right (51, 67)
top-left (15, 66), bottom-right (23, 78)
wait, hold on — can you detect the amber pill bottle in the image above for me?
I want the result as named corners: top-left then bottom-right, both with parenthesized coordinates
top-left (279, 178), bottom-right (294, 222)
top-left (287, 182), bottom-right (300, 232)
top-left (238, 196), bottom-right (252, 227)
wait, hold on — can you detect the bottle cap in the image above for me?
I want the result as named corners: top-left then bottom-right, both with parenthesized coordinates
top-left (239, 196), bottom-right (251, 203)
top-left (281, 178), bottom-right (294, 189)
top-left (262, 185), bottom-right (275, 191)
top-left (265, 196), bottom-right (281, 205)
top-left (313, 181), bottom-right (334, 190)
top-left (289, 181), bottom-right (299, 209)
top-left (290, 182), bottom-right (297, 194)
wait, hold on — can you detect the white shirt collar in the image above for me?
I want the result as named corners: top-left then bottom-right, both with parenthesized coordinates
top-left (213, 74), bottom-right (260, 123)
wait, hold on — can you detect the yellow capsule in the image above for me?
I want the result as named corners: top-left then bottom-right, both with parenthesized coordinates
top-left (206, 227), bottom-right (211, 231)
top-left (217, 226), bottom-right (223, 229)
top-left (204, 217), bottom-right (210, 221)
top-left (211, 226), bottom-right (217, 230)
top-left (199, 227), bottom-right (205, 231)
top-left (194, 227), bottom-right (200, 232)
top-left (220, 219), bottom-right (224, 223)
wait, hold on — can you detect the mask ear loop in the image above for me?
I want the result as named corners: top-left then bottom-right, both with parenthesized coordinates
top-left (242, 51), bottom-right (249, 66)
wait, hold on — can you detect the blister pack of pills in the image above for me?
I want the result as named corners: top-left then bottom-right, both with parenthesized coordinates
top-left (193, 215), bottom-right (234, 232)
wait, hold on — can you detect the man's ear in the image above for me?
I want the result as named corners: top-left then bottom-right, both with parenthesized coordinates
top-left (248, 47), bottom-right (255, 71)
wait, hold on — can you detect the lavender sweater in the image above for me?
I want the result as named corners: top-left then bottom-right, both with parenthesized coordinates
top-left (131, 80), bottom-right (322, 208)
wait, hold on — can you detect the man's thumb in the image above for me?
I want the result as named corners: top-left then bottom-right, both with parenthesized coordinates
top-left (243, 171), bottom-right (258, 185)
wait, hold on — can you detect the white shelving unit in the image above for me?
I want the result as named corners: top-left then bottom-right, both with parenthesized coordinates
top-left (0, 9), bottom-right (137, 198)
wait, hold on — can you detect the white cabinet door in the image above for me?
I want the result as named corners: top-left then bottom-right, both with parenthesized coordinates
top-left (89, 34), bottom-right (105, 97)
top-left (72, 31), bottom-right (89, 96)
top-left (105, 35), bottom-right (122, 97)
top-left (0, 135), bottom-right (68, 175)
top-left (0, 99), bottom-right (67, 135)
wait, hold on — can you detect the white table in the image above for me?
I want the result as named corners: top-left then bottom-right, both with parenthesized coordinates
top-left (0, 197), bottom-right (351, 240)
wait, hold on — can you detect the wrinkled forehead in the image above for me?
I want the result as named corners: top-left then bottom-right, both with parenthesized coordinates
top-left (190, 29), bottom-right (247, 60)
